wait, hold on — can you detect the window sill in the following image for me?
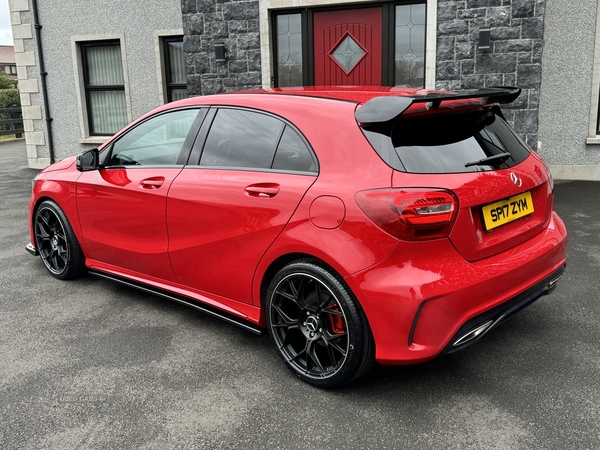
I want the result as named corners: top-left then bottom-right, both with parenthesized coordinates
top-left (586, 136), bottom-right (600, 145)
top-left (79, 136), bottom-right (111, 145)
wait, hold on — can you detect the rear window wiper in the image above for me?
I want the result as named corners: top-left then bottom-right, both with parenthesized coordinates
top-left (465, 152), bottom-right (512, 168)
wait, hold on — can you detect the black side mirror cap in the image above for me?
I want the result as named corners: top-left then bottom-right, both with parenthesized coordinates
top-left (76, 148), bottom-right (99, 172)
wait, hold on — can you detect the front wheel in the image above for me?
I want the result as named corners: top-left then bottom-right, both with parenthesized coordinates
top-left (265, 260), bottom-right (374, 388)
top-left (34, 200), bottom-right (86, 280)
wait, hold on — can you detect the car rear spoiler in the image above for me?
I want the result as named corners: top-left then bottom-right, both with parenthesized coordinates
top-left (355, 86), bottom-right (521, 125)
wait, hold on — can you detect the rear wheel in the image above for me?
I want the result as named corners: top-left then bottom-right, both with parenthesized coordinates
top-left (34, 200), bottom-right (86, 280)
top-left (265, 260), bottom-right (374, 388)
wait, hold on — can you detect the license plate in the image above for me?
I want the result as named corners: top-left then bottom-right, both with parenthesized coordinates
top-left (482, 191), bottom-right (534, 231)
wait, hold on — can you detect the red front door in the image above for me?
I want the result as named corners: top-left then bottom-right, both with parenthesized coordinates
top-left (313, 8), bottom-right (382, 86)
top-left (77, 167), bottom-right (183, 282)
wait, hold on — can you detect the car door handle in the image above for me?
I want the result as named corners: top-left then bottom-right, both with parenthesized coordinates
top-left (140, 177), bottom-right (165, 189)
top-left (245, 183), bottom-right (280, 198)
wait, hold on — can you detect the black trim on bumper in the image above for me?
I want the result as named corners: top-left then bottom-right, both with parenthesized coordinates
top-left (26, 243), bottom-right (39, 256)
top-left (440, 264), bottom-right (566, 356)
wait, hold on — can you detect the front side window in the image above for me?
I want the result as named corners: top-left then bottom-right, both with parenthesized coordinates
top-left (107, 109), bottom-right (200, 166)
top-left (81, 41), bottom-right (128, 135)
top-left (163, 37), bottom-right (187, 102)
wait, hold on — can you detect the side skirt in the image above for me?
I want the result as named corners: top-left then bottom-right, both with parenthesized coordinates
top-left (88, 269), bottom-right (264, 335)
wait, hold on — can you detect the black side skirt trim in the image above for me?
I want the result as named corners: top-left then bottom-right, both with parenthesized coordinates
top-left (88, 269), bottom-right (263, 335)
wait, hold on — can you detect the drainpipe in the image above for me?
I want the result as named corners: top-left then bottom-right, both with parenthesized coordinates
top-left (31, 0), bottom-right (55, 164)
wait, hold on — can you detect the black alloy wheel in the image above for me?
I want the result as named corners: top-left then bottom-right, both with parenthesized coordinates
top-left (34, 200), bottom-right (86, 280)
top-left (266, 260), bottom-right (374, 388)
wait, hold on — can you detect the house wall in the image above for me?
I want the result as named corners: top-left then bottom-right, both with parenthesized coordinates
top-left (538, 0), bottom-right (600, 180)
top-left (182, 0), bottom-right (262, 95)
top-left (9, 0), bottom-right (183, 168)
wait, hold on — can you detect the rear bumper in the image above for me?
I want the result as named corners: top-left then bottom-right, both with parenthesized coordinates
top-left (345, 211), bottom-right (568, 365)
top-left (440, 264), bottom-right (564, 355)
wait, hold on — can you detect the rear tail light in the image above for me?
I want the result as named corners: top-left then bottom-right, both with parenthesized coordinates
top-left (355, 188), bottom-right (459, 241)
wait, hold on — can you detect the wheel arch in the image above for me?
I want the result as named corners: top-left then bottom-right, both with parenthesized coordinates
top-left (30, 193), bottom-right (87, 258)
top-left (256, 252), bottom-right (369, 328)
top-left (30, 195), bottom-right (56, 249)
top-left (259, 253), bottom-right (322, 309)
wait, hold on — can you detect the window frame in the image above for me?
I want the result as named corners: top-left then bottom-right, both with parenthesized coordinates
top-left (154, 29), bottom-right (186, 105)
top-left (72, 34), bottom-right (132, 144)
top-left (162, 36), bottom-right (187, 103)
top-left (80, 40), bottom-right (127, 136)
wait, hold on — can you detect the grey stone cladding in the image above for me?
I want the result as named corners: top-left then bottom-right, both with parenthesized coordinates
top-left (181, 0), bottom-right (261, 96)
top-left (436, 0), bottom-right (546, 148)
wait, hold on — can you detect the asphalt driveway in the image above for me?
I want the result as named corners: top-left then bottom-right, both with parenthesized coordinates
top-left (1, 139), bottom-right (599, 449)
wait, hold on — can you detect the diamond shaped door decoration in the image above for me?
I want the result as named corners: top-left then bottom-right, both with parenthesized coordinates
top-left (329, 32), bottom-right (368, 74)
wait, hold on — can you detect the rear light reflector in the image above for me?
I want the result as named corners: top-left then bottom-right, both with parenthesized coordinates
top-left (355, 188), bottom-right (459, 241)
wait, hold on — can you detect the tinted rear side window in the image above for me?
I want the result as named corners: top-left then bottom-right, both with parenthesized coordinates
top-left (201, 109), bottom-right (283, 169)
top-left (363, 110), bottom-right (531, 174)
top-left (272, 126), bottom-right (317, 172)
top-left (199, 108), bottom-right (318, 173)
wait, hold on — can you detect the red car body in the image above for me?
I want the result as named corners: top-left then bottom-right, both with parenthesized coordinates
top-left (28, 87), bottom-right (567, 387)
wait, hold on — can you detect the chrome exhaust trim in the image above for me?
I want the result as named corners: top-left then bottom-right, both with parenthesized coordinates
top-left (452, 320), bottom-right (494, 347)
top-left (547, 272), bottom-right (564, 290)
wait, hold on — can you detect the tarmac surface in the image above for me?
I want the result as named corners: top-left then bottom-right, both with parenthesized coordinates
top-left (1, 138), bottom-right (599, 449)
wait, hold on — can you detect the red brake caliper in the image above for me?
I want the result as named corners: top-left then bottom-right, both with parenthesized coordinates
top-left (327, 304), bottom-right (346, 334)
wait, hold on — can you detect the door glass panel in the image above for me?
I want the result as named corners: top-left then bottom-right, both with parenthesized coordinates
top-left (108, 109), bottom-right (199, 166)
top-left (395, 4), bottom-right (426, 88)
top-left (329, 33), bottom-right (367, 74)
top-left (276, 14), bottom-right (303, 87)
top-left (200, 109), bottom-right (284, 169)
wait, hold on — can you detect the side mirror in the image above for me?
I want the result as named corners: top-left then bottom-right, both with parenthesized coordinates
top-left (76, 148), bottom-right (99, 172)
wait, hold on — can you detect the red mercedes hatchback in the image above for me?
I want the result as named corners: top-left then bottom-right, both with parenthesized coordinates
top-left (27, 87), bottom-right (567, 388)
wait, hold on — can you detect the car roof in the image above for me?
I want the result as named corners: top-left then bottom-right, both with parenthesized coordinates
top-left (172, 86), bottom-right (432, 107)
top-left (162, 85), bottom-right (502, 118)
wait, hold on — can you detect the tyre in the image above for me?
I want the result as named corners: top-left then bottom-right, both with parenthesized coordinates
top-left (265, 260), bottom-right (375, 388)
top-left (34, 200), bottom-right (86, 280)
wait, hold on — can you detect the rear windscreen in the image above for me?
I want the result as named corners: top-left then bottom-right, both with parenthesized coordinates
top-left (362, 109), bottom-right (531, 174)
